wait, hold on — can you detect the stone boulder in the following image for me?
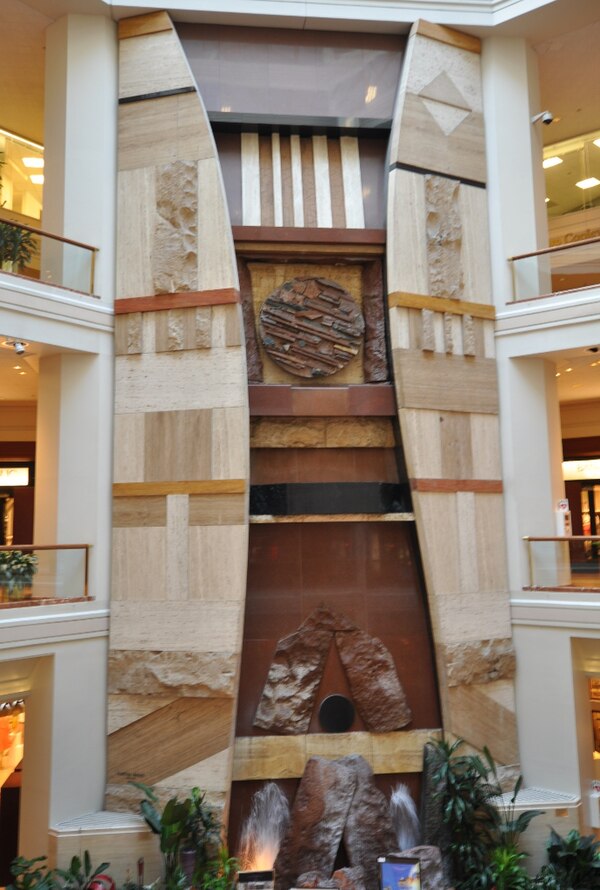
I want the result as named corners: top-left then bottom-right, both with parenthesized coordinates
top-left (398, 846), bottom-right (450, 890)
top-left (332, 866), bottom-right (366, 890)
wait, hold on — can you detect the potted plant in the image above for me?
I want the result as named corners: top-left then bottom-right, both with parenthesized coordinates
top-left (0, 549), bottom-right (38, 600)
top-left (0, 221), bottom-right (38, 272)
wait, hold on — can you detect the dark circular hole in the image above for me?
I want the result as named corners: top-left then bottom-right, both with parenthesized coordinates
top-left (318, 694), bottom-right (355, 733)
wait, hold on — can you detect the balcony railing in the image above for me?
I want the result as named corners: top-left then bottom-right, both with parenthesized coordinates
top-left (523, 535), bottom-right (600, 591)
top-left (0, 545), bottom-right (90, 606)
top-left (509, 236), bottom-right (600, 301)
top-left (0, 218), bottom-right (97, 295)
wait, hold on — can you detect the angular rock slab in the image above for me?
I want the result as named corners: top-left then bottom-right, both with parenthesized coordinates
top-left (332, 867), bottom-right (366, 890)
top-left (341, 756), bottom-right (396, 890)
top-left (254, 606), bottom-right (355, 734)
top-left (335, 629), bottom-right (412, 731)
top-left (275, 756), bottom-right (357, 890)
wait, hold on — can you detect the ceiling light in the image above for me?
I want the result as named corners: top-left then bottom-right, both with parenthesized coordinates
top-left (576, 177), bottom-right (600, 190)
top-left (594, 139), bottom-right (600, 148)
top-left (364, 85), bottom-right (377, 104)
top-left (22, 157), bottom-right (44, 168)
top-left (565, 367), bottom-right (573, 372)
top-left (12, 365), bottom-right (21, 370)
top-left (543, 156), bottom-right (563, 169)
top-left (0, 128), bottom-right (43, 152)
top-left (555, 372), bottom-right (561, 377)
top-left (19, 371), bottom-right (26, 375)
top-left (29, 174), bottom-right (44, 185)
top-left (545, 197), bottom-right (550, 203)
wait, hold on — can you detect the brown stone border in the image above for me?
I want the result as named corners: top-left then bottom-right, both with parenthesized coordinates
top-left (113, 480), bottom-right (246, 497)
top-left (114, 288), bottom-right (240, 314)
top-left (410, 478), bottom-right (503, 493)
top-left (389, 290), bottom-right (495, 320)
top-left (249, 384), bottom-right (396, 416)
top-left (233, 226), bottom-right (386, 246)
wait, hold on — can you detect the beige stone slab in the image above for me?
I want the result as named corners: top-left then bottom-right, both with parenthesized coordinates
top-left (166, 494), bottom-right (189, 601)
top-left (340, 135), bottom-right (365, 229)
top-left (114, 349), bottom-right (246, 414)
top-left (107, 693), bottom-right (176, 734)
top-left (398, 408), bottom-right (443, 478)
top-left (305, 732), bottom-right (373, 762)
top-left (371, 728), bottom-right (440, 774)
top-left (155, 307), bottom-right (210, 352)
top-left (143, 311), bottom-right (156, 353)
top-left (108, 697), bottom-right (234, 785)
top-left (118, 93), bottom-right (213, 172)
top-left (143, 409), bottom-right (212, 482)
top-left (116, 167), bottom-right (156, 299)
top-left (392, 349), bottom-right (499, 414)
top-left (412, 492), bottom-right (461, 598)
top-left (111, 527), bottom-right (166, 602)
top-left (433, 589), bottom-right (512, 646)
top-left (483, 678), bottom-right (515, 711)
top-left (211, 406), bottom-right (249, 479)
top-left (394, 94), bottom-right (486, 184)
top-left (233, 735), bottom-right (307, 781)
top-left (113, 412), bottom-right (145, 484)
top-left (155, 747), bottom-right (232, 795)
top-left (241, 132), bottom-right (261, 226)
top-left (459, 185), bottom-right (492, 302)
top-left (440, 412), bottom-right (473, 479)
top-left (387, 169), bottom-right (428, 295)
top-left (197, 156), bottom-right (238, 291)
top-left (108, 650), bottom-right (238, 698)
top-left (118, 10), bottom-right (172, 39)
top-left (483, 318), bottom-right (495, 359)
top-left (447, 682), bottom-right (518, 765)
top-left (113, 495), bottom-right (166, 528)
top-left (212, 304), bottom-right (240, 348)
top-left (414, 20), bottom-right (481, 54)
top-left (388, 305), bottom-right (411, 351)
top-left (456, 491), bottom-right (478, 593)
top-left (474, 493), bottom-right (509, 592)
top-left (115, 313), bottom-right (143, 355)
top-left (188, 524), bottom-right (248, 601)
top-left (109, 601), bottom-right (244, 651)
top-left (470, 414), bottom-right (502, 479)
top-left (188, 493), bottom-right (246, 526)
top-left (119, 29), bottom-right (194, 99)
top-left (404, 32), bottom-right (483, 114)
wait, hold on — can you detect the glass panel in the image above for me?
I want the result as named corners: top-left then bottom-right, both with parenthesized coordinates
top-left (525, 538), bottom-right (600, 589)
top-left (511, 240), bottom-right (600, 299)
top-left (0, 129), bottom-right (44, 223)
top-left (0, 220), bottom-right (95, 294)
top-left (0, 546), bottom-right (88, 603)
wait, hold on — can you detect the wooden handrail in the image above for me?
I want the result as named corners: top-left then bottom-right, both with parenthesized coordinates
top-left (509, 235), bottom-right (600, 262)
top-left (523, 535), bottom-right (600, 542)
top-left (0, 217), bottom-right (98, 253)
top-left (0, 544), bottom-right (90, 551)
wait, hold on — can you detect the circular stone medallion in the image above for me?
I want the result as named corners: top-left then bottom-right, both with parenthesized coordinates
top-left (258, 277), bottom-right (365, 378)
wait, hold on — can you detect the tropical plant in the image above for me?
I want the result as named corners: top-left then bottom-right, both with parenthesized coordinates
top-left (490, 845), bottom-right (532, 890)
top-left (0, 549), bottom-right (38, 597)
top-left (8, 856), bottom-right (58, 890)
top-left (0, 221), bottom-right (38, 271)
top-left (430, 738), bottom-right (543, 890)
top-left (55, 853), bottom-right (111, 890)
top-left (200, 849), bottom-right (238, 890)
top-left (534, 827), bottom-right (600, 889)
top-left (133, 782), bottom-right (221, 890)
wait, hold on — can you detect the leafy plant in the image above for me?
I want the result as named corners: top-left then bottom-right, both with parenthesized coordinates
top-left (0, 549), bottom-right (38, 598)
top-left (534, 827), bottom-right (600, 889)
top-left (8, 856), bottom-right (58, 890)
top-left (200, 849), bottom-right (238, 890)
top-left (490, 845), bottom-right (532, 890)
top-left (55, 853), bottom-right (110, 890)
top-left (430, 738), bottom-right (542, 890)
top-left (0, 221), bottom-right (38, 270)
top-left (132, 782), bottom-right (221, 890)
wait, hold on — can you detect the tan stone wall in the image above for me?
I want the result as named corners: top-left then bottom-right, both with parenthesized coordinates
top-left (386, 21), bottom-right (518, 765)
top-left (109, 13), bottom-right (249, 816)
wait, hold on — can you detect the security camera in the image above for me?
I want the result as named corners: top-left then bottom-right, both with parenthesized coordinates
top-left (531, 111), bottom-right (554, 126)
top-left (13, 342), bottom-right (26, 356)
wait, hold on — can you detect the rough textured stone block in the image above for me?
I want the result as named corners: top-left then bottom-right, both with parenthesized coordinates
top-left (342, 756), bottom-right (396, 890)
top-left (336, 628), bottom-right (412, 732)
top-left (108, 649), bottom-right (238, 697)
top-left (152, 160), bottom-right (198, 294)
top-left (332, 867), bottom-right (366, 890)
top-left (399, 846), bottom-right (450, 890)
top-left (444, 638), bottom-right (516, 687)
top-left (425, 175), bottom-right (463, 299)
top-left (275, 757), bottom-right (357, 890)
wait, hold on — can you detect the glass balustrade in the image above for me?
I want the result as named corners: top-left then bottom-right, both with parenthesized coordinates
top-left (0, 545), bottom-right (90, 605)
top-left (0, 218), bottom-right (97, 295)
top-left (509, 237), bottom-right (600, 300)
top-left (523, 535), bottom-right (600, 590)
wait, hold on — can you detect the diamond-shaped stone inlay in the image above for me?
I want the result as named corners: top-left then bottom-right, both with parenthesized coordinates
top-left (419, 71), bottom-right (471, 136)
top-left (421, 99), bottom-right (471, 136)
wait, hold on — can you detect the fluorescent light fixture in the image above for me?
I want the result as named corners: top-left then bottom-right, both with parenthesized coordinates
top-left (22, 157), bottom-right (44, 168)
top-left (0, 467), bottom-right (29, 486)
top-left (594, 139), bottom-right (600, 148)
top-left (29, 174), bottom-right (44, 185)
top-left (543, 156), bottom-right (563, 169)
top-left (364, 85), bottom-right (377, 104)
top-left (0, 128), bottom-right (43, 152)
top-left (576, 177), bottom-right (600, 189)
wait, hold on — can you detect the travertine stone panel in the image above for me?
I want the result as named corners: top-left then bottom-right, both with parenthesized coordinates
top-left (108, 693), bottom-right (177, 733)
top-left (443, 638), bottom-right (516, 687)
top-left (198, 157), bottom-right (239, 292)
top-left (393, 349), bottom-right (498, 414)
top-left (119, 29), bottom-right (194, 99)
top-left (166, 494), bottom-right (189, 601)
top-left (188, 494), bottom-right (246, 525)
top-left (433, 589), bottom-right (512, 646)
top-left (212, 406), bottom-right (249, 479)
top-left (154, 307), bottom-right (212, 352)
top-left (107, 697), bottom-right (234, 784)
top-left (446, 682), bottom-right (518, 765)
top-left (108, 650), bottom-right (238, 697)
top-left (211, 304), bottom-right (243, 348)
top-left (115, 313), bottom-right (143, 355)
top-left (458, 184), bottom-right (491, 301)
top-left (110, 601), bottom-right (244, 651)
top-left (113, 495), bottom-right (166, 527)
top-left (113, 413), bottom-right (145, 484)
top-left (188, 525), bottom-right (248, 600)
top-left (425, 175), bottom-right (463, 298)
top-left (117, 168), bottom-right (156, 299)
top-left (111, 527), bottom-right (166, 601)
top-left (387, 170), bottom-right (428, 297)
top-left (115, 349), bottom-right (246, 413)
top-left (143, 409), bottom-right (212, 481)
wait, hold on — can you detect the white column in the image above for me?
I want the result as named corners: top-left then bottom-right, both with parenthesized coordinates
top-left (43, 15), bottom-right (117, 304)
top-left (482, 37), bottom-right (550, 304)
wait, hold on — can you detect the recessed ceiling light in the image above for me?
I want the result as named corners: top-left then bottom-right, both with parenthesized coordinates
top-left (13, 365), bottom-right (21, 370)
top-left (19, 371), bottom-right (26, 376)
top-left (29, 174), bottom-right (44, 185)
top-left (364, 85), bottom-right (377, 104)
top-left (22, 157), bottom-right (44, 169)
top-left (576, 177), bottom-right (600, 190)
top-left (545, 197), bottom-right (550, 203)
top-left (543, 156), bottom-right (563, 169)
top-left (555, 372), bottom-right (561, 377)
top-left (594, 139), bottom-right (600, 148)
top-left (565, 367), bottom-right (573, 372)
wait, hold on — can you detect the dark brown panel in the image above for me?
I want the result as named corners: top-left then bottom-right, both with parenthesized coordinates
top-left (248, 384), bottom-right (396, 417)
top-left (250, 448), bottom-right (399, 485)
top-left (233, 226), bottom-right (386, 245)
top-left (301, 137), bottom-right (318, 228)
